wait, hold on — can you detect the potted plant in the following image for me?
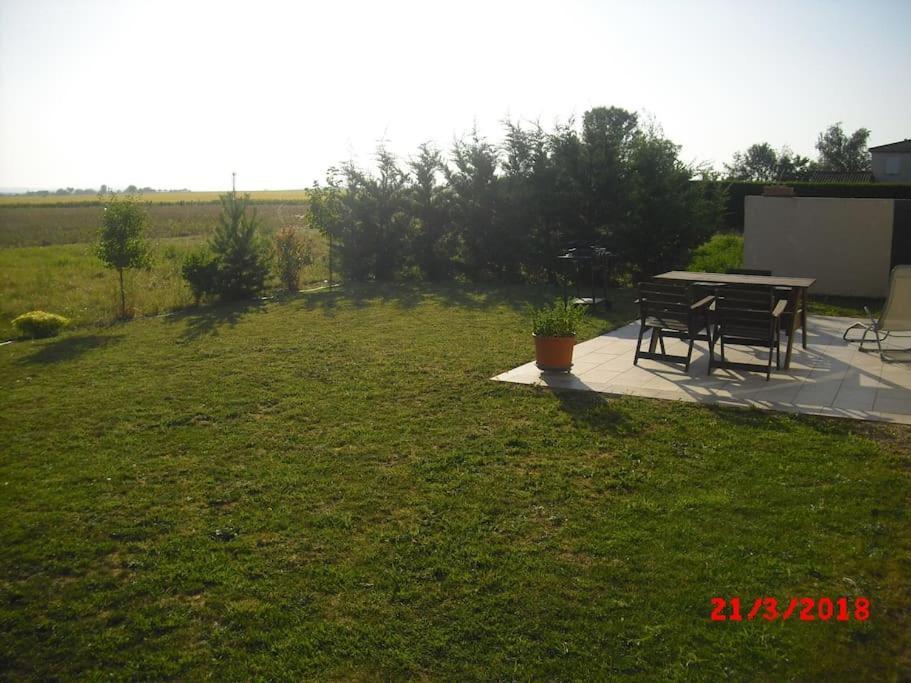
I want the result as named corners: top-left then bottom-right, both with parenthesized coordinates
top-left (530, 300), bottom-right (586, 371)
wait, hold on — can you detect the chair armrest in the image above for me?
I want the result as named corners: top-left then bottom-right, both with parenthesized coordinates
top-left (772, 299), bottom-right (788, 318)
top-left (691, 295), bottom-right (714, 310)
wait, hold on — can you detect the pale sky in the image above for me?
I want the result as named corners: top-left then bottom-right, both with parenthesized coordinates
top-left (1, 0), bottom-right (908, 191)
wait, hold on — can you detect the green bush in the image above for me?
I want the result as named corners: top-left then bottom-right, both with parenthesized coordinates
top-left (12, 310), bottom-right (70, 338)
top-left (181, 249), bottom-right (219, 305)
top-left (530, 301), bottom-right (586, 337)
top-left (688, 233), bottom-right (743, 273)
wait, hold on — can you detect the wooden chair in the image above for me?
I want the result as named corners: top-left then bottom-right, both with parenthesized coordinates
top-left (634, 280), bottom-right (714, 371)
top-left (726, 269), bottom-right (801, 349)
top-left (709, 285), bottom-right (787, 380)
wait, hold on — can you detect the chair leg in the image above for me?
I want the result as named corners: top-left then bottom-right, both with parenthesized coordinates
top-left (659, 331), bottom-right (666, 354)
top-left (766, 341), bottom-right (774, 381)
top-left (685, 337), bottom-right (695, 372)
top-left (775, 322), bottom-right (781, 369)
top-left (873, 327), bottom-right (886, 361)
top-left (707, 331), bottom-right (716, 375)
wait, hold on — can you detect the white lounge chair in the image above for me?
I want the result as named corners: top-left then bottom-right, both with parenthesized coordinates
top-left (843, 265), bottom-right (911, 360)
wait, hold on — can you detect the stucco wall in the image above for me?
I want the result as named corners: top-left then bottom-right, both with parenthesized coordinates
top-left (743, 196), bottom-right (894, 297)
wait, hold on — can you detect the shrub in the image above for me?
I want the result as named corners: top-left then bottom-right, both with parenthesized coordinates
top-left (181, 249), bottom-right (219, 305)
top-left (275, 227), bottom-right (313, 292)
top-left (12, 310), bottom-right (70, 338)
top-left (688, 233), bottom-right (743, 273)
top-left (530, 301), bottom-right (586, 337)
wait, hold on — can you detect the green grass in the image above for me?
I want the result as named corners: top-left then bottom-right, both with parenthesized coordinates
top-left (1, 283), bottom-right (909, 679)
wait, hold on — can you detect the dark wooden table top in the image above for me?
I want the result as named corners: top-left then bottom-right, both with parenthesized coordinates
top-left (655, 271), bottom-right (816, 288)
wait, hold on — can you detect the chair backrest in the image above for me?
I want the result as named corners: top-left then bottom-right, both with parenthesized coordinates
top-left (726, 268), bottom-right (772, 276)
top-left (638, 279), bottom-right (696, 324)
top-left (714, 285), bottom-right (777, 339)
top-left (880, 265), bottom-right (911, 332)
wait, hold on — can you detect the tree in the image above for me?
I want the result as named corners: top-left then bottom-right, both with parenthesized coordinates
top-left (209, 190), bottom-right (270, 299)
top-left (306, 181), bottom-right (343, 285)
top-left (323, 145), bottom-right (411, 281)
top-left (408, 142), bottom-right (452, 280)
top-left (724, 143), bottom-right (811, 181)
top-left (96, 193), bottom-right (150, 318)
top-left (815, 123), bottom-right (871, 172)
top-left (581, 106), bottom-right (639, 233)
top-left (445, 128), bottom-right (501, 278)
top-left (614, 132), bottom-right (723, 280)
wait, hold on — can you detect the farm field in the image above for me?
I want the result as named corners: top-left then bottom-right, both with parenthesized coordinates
top-left (1, 283), bottom-right (909, 679)
top-left (0, 200), bottom-right (311, 247)
top-left (0, 189), bottom-right (309, 207)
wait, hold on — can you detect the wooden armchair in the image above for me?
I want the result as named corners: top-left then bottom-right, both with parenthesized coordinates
top-left (708, 285), bottom-right (787, 380)
top-left (634, 280), bottom-right (714, 371)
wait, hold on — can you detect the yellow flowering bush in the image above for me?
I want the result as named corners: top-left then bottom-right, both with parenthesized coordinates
top-left (11, 310), bottom-right (70, 338)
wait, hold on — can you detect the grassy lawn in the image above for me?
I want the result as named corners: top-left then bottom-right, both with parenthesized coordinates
top-left (1, 283), bottom-right (909, 679)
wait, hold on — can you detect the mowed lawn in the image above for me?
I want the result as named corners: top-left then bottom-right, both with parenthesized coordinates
top-left (1, 284), bottom-right (909, 679)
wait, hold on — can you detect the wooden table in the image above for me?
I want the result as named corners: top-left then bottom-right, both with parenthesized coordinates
top-left (654, 271), bottom-right (816, 370)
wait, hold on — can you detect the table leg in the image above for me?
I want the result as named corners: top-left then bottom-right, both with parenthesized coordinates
top-left (784, 288), bottom-right (801, 369)
top-left (649, 329), bottom-right (659, 353)
top-left (801, 288), bottom-right (808, 349)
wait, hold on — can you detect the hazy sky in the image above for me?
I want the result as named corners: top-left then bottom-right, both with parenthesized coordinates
top-left (1, 0), bottom-right (908, 191)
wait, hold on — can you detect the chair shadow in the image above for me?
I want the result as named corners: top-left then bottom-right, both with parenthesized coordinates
top-left (16, 334), bottom-right (125, 365)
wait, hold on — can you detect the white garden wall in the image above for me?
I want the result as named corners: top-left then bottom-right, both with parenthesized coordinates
top-left (743, 196), bottom-right (894, 298)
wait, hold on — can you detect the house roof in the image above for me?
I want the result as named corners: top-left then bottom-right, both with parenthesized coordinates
top-left (809, 170), bottom-right (873, 183)
top-left (869, 139), bottom-right (911, 153)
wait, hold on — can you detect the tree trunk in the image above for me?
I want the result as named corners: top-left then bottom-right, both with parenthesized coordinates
top-left (118, 268), bottom-right (125, 319)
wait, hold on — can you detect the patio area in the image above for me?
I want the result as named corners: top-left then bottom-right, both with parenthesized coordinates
top-left (494, 315), bottom-right (911, 424)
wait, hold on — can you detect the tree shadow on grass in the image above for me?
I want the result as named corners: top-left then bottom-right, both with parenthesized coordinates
top-left (298, 280), bottom-right (637, 322)
top-left (17, 334), bottom-right (125, 365)
top-left (166, 298), bottom-right (268, 343)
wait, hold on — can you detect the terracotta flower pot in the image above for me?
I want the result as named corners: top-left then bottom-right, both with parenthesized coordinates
top-left (534, 334), bottom-right (576, 371)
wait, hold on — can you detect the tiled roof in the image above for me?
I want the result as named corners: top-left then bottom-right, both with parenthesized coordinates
top-left (809, 171), bottom-right (873, 183)
top-left (869, 139), bottom-right (911, 153)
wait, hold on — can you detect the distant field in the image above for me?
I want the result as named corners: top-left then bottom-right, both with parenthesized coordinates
top-left (0, 201), bottom-right (311, 247)
top-left (0, 189), bottom-right (309, 206)
top-left (0, 231), bottom-right (328, 339)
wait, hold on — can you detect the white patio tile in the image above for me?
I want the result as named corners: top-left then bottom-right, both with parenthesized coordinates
top-left (493, 315), bottom-right (911, 424)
